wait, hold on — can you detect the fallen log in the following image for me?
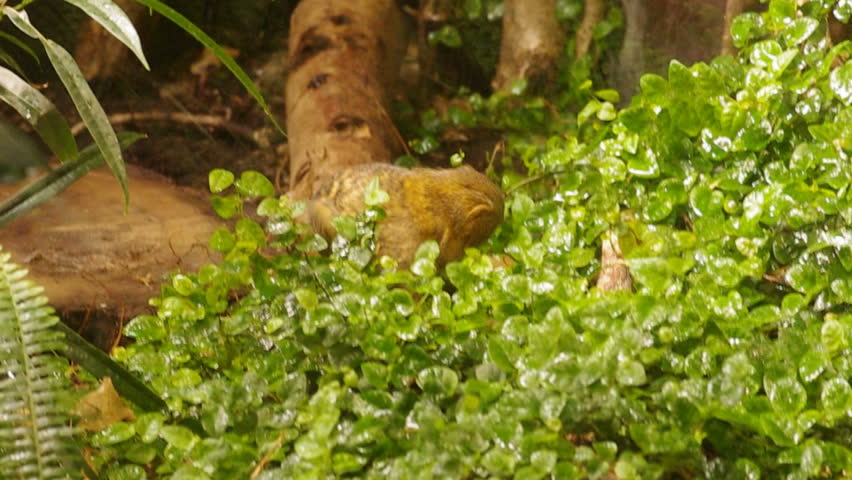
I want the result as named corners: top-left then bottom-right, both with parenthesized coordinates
top-left (0, 165), bottom-right (220, 317)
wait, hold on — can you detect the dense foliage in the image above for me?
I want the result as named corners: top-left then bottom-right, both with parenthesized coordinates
top-left (85, 2), bottom-right (851, 479)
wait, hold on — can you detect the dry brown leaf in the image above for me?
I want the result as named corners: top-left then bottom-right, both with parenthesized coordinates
top-left (74, 377), bottom-right (135, 432)
top-left (597, 232), bottom-right (633, 292)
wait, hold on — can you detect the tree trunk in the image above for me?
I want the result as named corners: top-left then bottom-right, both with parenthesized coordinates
top-left (286, 0), bottom-right (407, 200)
top-left (0, 165), bottom-right (220, 316)
top-left (575, 0), bottom-right (605, 60)
top-left (613, 0), bottom-right (646, 104)
top-left (493, 0), bottom-right (565, 93)
top-left (720, 0), bottom-right (746, 56)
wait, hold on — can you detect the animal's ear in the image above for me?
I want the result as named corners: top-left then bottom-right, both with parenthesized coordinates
top-left (439, 226), bottom-right (452, 251)
top-left (465, 204), bottom-right (492, 221)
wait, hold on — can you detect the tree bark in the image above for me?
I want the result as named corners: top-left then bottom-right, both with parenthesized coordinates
top-left (596, 232), bottom-right (633, 292)
top-left (575, 0), bottom-right (605, 59)
top-left (0, 165), bottom-right (220, 316)
top-left (720, 0), bottom-right (746, 56)
top-left (286, 0), bottom-right (407, 200)
top-left (492, 0), bottom-right (565, 93)
top-left (613, 0), bottom-right (646, 104)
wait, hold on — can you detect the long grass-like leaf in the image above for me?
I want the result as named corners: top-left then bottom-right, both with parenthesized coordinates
top-left (0, 65), bottom-right (78, 163)
top-left (42, 38), bottom-right (129, 206)
top-left (0, 247), bottom-right (80, 479)
top-left (4, 7), bottom-right (130, 208)
top-left (63, 0), bottom-right (150, 70)
top-left (2, 7), bottom-right (41, 39)
top-left (0, 116), bottom-right (49, 170)
top-left (0, 132), bottom-right (144, 227)
top-left (0, 45), bottom-right (28, 77)
top-left (55, 322), bottom-right (167, 413)
top-left (131, 0), bottom-right (286, 136)
top-left (0, 30), bottom-right (41, 65)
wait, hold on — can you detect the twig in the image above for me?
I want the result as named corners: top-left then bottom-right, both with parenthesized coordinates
top-left (71, 111), bottom-right (262, 145)
top-left (372, 95), bottom-right (413, 158)
top-left (504, 167), bottom-right (570, 195)
top-left (485, 140), bottom-right (504, 173)
top-left (274, 149), bottom-right (290, 192)
top-left (249, 430), bottom-right (286, 479)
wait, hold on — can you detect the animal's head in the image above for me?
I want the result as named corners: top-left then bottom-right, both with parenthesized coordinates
top-left (434, 165), bottom-right (504, 262)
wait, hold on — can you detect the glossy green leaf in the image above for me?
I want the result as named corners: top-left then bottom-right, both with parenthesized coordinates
top-left (764, 375), bottom-right (807, 414)
top-left (159, 426), bottom-right (198, 450)
top-left (64, 0), bottom-right (150, 70)
top-left (597, 101), bottom-right (617, 121)
top-left (577, 99), bottom-right (601, 125)
top-left (785, 262), bottom-right (828, 295)
top-left (92, 422), bottom-right (136, 446)
top-left (820, 318), bottom-right (847, 352)
top-left (820, 378), bottom-right (851, 413)
top-left (211, 194), bottom-right (241, 219)
top-left (0, 65), bottom-right (77, 162)
top-left (333, 452), bottom-right (368, 475)
top-left (482, 447), bottom-right (519, 475)
top-left (783, 17), bottom-right (818, 46)
top-left (364, 176), bottom-right (390, 206)
top-left (617, 360), bottom-right (647, 386)
top-left (208, 169), bottom-right (234, 193)
top-left (829, 62), bottom-right (852, 105)
top-left (731, 13), bottom-right (764, 48)
top-left (123, 315), bottom-right (166, 342)
top-left (428, 25), bottom-right (462, 48)
top-left (836, 1), bottom-right (852, 22)
top-left (488, 337), bottom-right (515, 372)
top-left (463, 0), bottom-right (481, 18)
top-left (235, 170), bottom-right (274, 197)
top-left (416, 366), bottom-right (459, 397)
top-left (595, 89), bottom-right (620, 103)
top-left (235, 218), bottom-right (266, 247)
top-left (209, 228), bottom-right (236, 252)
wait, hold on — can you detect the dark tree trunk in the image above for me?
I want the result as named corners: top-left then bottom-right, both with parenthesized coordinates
top-left (286, 0), bottom-right (407, 200)
top-left (493, 0), bottom-right (565, 93)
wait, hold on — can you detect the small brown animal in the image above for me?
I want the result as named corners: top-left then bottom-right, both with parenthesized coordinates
top-left (308, 164), bottom-right (504, 268)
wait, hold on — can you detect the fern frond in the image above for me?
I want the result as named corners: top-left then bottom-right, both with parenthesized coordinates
top-left (0, 247), bottom-right (80, 479)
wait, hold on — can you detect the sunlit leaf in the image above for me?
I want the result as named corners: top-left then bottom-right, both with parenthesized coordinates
top-left (0, 65), bottom-right (77, 162)
top-left (64, 0), bottom-right (150, 70)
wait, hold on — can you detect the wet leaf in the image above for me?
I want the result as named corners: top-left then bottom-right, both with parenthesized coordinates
top-left (75, 377), bottom-right (136, 431)
top-left (235, 170), bottom-right (274, 197)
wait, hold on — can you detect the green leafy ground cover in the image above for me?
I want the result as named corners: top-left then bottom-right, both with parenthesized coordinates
top-left (86, 2), bottom-right (851, 479)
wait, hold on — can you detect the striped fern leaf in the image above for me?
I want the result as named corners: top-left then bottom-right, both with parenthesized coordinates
top-left (0, 246), bottom-right (79, 479)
